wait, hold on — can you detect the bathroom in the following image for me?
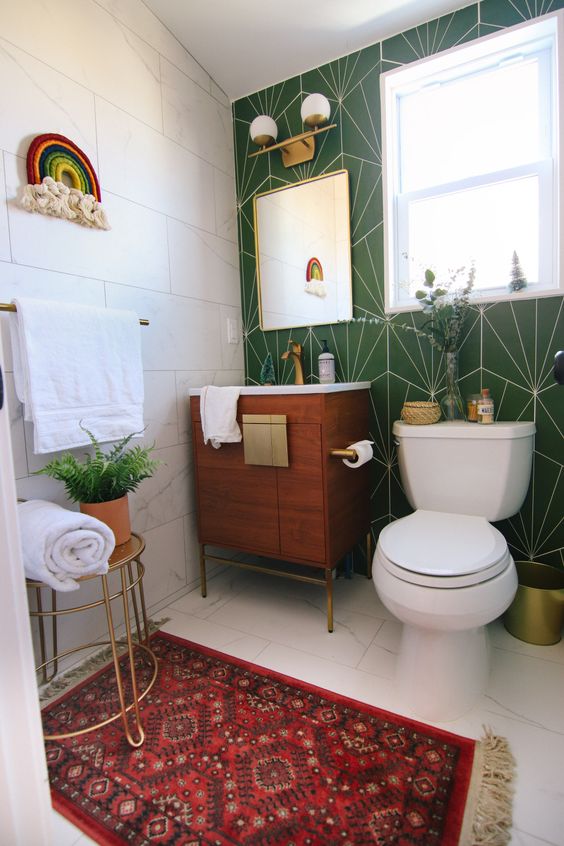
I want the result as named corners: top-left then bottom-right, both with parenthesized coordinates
top-left (0, 0), bottom-right (563, 844)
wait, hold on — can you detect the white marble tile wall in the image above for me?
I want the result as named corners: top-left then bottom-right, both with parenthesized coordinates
top-left (0, 0), bottom-right (242, 655)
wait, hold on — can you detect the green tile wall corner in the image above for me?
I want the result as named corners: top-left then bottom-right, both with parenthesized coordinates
top-left (233, 0), bottom-right (564, 570)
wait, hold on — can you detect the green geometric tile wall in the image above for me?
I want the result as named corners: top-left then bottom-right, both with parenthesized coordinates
top-left (233, 0), bottom-right (564, 570)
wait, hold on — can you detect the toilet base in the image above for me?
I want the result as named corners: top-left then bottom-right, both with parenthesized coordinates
top-left (396, 624), bottom-right (490, 722)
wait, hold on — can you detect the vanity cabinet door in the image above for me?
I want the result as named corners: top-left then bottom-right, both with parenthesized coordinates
top-left (192, 423), bottom-right (280, 556)
top-left (277, 423), bottom-right (325, 564)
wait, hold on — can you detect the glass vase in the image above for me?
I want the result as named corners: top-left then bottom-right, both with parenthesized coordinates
top-left (441, 351), bottom-right (466, 421)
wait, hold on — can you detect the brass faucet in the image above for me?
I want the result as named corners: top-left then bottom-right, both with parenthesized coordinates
top-left (281, 340), bottom-right (304, 385)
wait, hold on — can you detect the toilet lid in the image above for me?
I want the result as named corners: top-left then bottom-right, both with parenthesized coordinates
top-left (378, 510), bottom-right (509, 586)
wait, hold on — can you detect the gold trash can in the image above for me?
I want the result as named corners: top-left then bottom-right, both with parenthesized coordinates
top-left (504, 561), bottom-right (564, 645)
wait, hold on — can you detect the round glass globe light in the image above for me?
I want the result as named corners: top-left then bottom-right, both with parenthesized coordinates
top-left (301, 93), bottom-right (331, 128)
top-left (249, 115), bottom-right (278, 146)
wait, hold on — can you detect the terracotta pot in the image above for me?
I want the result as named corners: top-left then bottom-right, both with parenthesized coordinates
top-left (80, 495), bottom-right (131, 546)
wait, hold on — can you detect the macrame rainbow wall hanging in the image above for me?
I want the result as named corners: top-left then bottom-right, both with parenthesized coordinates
top-left (21, 134), bottom-right (110, 230)
top-left (305, 257), bottom-right (327, 298)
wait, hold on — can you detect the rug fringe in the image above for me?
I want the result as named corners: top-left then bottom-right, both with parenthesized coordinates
top-left (460, 728), bottom-right (516, 846)
top-left (38, 617), bottom-right (168, 703)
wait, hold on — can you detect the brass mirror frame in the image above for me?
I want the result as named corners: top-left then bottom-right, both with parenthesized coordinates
top-left (253, 169), bottom-right (353, 331)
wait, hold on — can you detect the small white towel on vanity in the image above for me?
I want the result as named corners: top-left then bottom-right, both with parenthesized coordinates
top-left (17, 500), bottom-right (115, 592)
top-left (200, 385), bottom-right (242, 449)
top-left (9, 297), bottom-right (144, 454)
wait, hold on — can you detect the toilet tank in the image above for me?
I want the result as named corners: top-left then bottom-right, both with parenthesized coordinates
top-left (393, 420), bottom-right (535, 521)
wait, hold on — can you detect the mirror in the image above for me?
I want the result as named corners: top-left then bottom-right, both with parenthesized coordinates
top-left (254, 170), bottom-right (352, 330)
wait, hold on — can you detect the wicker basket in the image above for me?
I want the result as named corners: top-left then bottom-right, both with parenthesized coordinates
top-left (400, 401), bottom-right (441, 425)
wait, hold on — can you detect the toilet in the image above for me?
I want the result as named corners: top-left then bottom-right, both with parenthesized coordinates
top-left (373, 420), bottom-right (535, 721)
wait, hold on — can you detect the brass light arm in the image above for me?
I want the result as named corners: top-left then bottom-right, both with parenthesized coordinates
top-left (248, 124), bottom-right (337, 167)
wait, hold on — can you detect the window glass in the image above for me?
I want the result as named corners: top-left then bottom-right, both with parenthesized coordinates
top-left (399, 59), bottom-right (543, 192)
top-left (403, 176), bottom-right (540, 295)
top-left (382, 14), bottom-right (562, 311)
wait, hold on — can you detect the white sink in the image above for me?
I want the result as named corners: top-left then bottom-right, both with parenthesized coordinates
top-left (189, 381), bottom-right (371, 396)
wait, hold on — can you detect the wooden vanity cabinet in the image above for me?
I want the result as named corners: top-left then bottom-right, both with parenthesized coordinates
top-left (190, 388), bottom-right (371, 627)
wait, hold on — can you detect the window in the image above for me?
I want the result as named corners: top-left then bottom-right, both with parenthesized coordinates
top-left (381, 13), bottom-right (563, 312)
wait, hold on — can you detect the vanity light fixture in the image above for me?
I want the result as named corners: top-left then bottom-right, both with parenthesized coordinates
top-left (248, 93), bottom-right (336, 168)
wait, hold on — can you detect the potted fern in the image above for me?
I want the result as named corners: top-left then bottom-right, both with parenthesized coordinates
top-left (37, 428), bottom-right (161, 545)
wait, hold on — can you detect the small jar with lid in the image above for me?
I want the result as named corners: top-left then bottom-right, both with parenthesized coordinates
top-left (466, 394), bottom-right (481, 422)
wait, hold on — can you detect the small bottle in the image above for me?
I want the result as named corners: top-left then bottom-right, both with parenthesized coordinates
top-left (466, 394), bottom-right (480, 422)
top-left (318, 340), bottom-right (335, 384)
top-left (477, 388), bottom-right (494, 424)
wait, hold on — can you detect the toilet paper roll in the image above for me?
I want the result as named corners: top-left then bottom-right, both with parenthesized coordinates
top-left (343, 440), bottom-right (373, 468)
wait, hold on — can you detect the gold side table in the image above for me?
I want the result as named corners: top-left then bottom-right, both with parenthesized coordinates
top-left (27, 532), bottom-right (158, 748)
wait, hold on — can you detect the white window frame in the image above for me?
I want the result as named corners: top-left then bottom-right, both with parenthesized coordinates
top-left (381, 11), bottom-right (564, 313)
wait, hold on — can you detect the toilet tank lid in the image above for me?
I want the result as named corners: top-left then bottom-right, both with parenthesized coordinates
top-left (393, 420), bottom-right (535, 439)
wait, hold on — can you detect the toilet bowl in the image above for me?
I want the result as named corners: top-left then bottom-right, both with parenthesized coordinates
top-left (373, 510), bottom-right (517, 720)
top-left (372, 421), bottom-right (535, 721)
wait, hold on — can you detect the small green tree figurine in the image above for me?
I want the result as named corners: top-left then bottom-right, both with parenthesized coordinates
top-left (509, 251), bottom-right (528, 292)
top-left (259, 352), bottom-right (276, 385)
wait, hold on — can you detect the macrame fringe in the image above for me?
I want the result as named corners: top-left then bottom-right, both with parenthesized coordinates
top-left (304, 280), bottom-right (327, 298)
top-left (460, 728), bottom-right (516, 846)
top-left (38, 617), bottom-right (168, 704)
top-left (21, 176), bottom-right (111, 230)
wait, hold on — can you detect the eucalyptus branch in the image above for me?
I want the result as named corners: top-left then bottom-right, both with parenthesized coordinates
top-left (348, 266), bottom-right (475, 354)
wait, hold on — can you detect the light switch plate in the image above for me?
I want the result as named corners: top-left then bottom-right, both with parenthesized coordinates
top-left (227, 317), bottom-right (239, 345)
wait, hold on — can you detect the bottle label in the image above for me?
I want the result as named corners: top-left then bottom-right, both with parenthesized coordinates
top-left (477, 400), bottom-right (494, 423)
top-left (319, 359), bottom-right (335, 383)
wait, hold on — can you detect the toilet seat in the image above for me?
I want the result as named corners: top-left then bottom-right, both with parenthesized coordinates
top-left (378, 509), bottom-right (511, 588)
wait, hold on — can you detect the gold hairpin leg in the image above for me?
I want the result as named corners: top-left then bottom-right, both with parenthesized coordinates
top-left (200, 544), bottom-right (207, 597)
top-left (366, 530), bottom-right (373, 580)
top-left (101, 572), bottom-right (144, 748)
top-left (36, 587), bottom-right (47, 684)
top-left (35, 587), bottom-right (59, 683)
top-left (127, 560), bottom-right (142, 643)
top-left (326, 569), bottom-right (334, 633)
top-left (51, 590), bottom-right (58, 677)
top-left (135, 558), bottom-right (151, 645)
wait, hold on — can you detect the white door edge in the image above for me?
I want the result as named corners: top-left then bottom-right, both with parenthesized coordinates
top-left (0, 324), bottom-right (52, 844)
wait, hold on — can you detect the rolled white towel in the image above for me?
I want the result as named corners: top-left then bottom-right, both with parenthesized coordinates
top-left (17, 500), bottom-right (115, 592)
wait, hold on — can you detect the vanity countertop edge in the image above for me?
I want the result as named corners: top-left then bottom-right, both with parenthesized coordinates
top-left (189, 381), bottom-right (371, 396)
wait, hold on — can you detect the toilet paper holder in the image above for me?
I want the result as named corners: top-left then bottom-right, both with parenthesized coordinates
top-left (329, 447), bottom-right (358, 461)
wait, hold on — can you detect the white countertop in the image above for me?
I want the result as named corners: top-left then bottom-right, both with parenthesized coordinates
top-left (189, 381), bottom-right (371, 396)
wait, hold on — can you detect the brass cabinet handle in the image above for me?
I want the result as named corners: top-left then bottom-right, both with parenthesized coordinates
top-left (242, 414), bottom-right (289, 467)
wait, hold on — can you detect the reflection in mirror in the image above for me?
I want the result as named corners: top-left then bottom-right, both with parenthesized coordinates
top-left (254, 170), bottom-right (352, 330)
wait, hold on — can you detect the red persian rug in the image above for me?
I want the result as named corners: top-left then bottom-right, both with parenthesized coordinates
top-left (43, 632), bottom-right (514, 845)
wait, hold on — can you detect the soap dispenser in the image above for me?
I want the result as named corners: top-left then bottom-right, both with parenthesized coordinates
top-left (318, 340), bottom-right (335, 384)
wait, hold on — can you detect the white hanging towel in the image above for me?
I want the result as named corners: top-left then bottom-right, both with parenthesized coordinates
top-left (9, 297), bottom-right (144, 453)
top-left (17, 500), bottom-right (115, 592)
top-left (200, 385), bottom-right (242, 449)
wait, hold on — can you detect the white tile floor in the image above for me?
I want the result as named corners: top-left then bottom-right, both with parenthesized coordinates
top-left (52, 567), bottom-right (564, 846)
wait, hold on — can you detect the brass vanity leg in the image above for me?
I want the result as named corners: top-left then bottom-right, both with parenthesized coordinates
top-left (366, 530), bottom-right (373, 580)
top-left (326, 569), bottom-right (334, 633)
top-left (200, 544), bottom-right (207, 597)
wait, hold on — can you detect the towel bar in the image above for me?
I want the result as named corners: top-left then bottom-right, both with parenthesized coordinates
top-left (0, 302), bottom-right (149, 326)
